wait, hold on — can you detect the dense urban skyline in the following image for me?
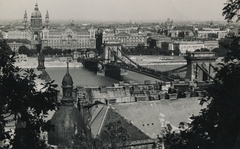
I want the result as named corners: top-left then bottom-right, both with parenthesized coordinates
top-left (0, 0), bottom-right (227, 22)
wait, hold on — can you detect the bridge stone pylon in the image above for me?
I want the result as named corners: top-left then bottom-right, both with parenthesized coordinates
top-left (103, 40), bottom-right (122, 64)
top-left (184, 52), bottom-right (218, 82)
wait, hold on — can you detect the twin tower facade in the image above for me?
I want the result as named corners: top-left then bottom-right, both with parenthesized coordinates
top-left (22, 3), bottom-right (49, 34)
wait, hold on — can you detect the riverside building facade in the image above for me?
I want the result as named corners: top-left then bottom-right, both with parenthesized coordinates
top-left (102, 26), bottom-right (147, 49)
top-left (42, 23), bottom-right (96, 50)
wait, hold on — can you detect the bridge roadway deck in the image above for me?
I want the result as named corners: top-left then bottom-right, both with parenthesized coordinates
top-left (105, 62), bottom-right (181, 82)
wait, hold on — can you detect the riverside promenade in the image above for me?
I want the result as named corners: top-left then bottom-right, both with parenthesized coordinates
top-left (15, 56), bottom-right (187, 69)
top-left (14, 57), bottom-right (82, 68)
top-left (129, 55), bottom-right (187, 65)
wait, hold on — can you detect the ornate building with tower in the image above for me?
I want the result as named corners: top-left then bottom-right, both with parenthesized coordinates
top-left (42, 22), bottom-right (96, 50)
top-left (2, 3), bottom-right (96, 52)
top-left (2, 3), bottom-right (48, 50)
top-left (30, 3), bottom-right (43, 35)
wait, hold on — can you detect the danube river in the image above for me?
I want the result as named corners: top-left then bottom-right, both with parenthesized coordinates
top-left (46, 64), bottom-right (184, 90)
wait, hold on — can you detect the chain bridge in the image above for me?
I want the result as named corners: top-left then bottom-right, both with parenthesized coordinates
top-left (83, 41), bottom-right (218, 82)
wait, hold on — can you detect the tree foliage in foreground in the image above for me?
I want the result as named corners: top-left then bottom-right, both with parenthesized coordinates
top-left (101, 120), bottom-right (130, 149)
top-left (223, 0), bottom-right (240, 22)
top-left (56, 120), bottom-right (129, 149)
top-left (160, 2), bottom-right (240, 147)
top-left (0, 39), bottom-right (58, 149)
top-left (160, 33), bottom-right (240, 149)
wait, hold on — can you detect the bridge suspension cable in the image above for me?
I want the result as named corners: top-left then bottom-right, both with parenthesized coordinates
top-left (196, 64), bottom-right (216, 81)
top-left (108, 48), bottom-right (181, 81)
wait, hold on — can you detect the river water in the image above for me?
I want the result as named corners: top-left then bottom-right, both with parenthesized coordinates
top-left (46, 64), bottom-right (184, 90)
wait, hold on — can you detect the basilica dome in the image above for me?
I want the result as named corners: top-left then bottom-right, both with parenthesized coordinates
top-left (31, 3), bottom-right (41, 18)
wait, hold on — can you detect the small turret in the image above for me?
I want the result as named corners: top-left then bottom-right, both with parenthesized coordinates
top-left (23, 10), bottom-right (28, 30)
top-left (35, 2), bottom-right (39, 11)
top-left (61, 59), bottom-right (74, 104)
top-left (45, 10), bottom-right (49, 29)
top-left (36, 49), bottom-right (51, 82)
top-left (48, 59), bottom-right (87, 146)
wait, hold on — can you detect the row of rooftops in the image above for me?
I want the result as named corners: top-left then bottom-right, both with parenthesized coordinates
top-left (46, 30), bottom-right (91, 36)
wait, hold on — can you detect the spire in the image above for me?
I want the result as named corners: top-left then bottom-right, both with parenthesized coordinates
top-left (45, 10), bottom-right (49, 29)
top-left (66, 58), bottom-right (69, 74)
top-left (46, 10), bottom-right (49, 18)
top-left (61, 58), bottom-right (74, 104)
top-left (24, 10), bottom-right (27, 18)
top-left (35, 2), bottom-right (38, 10)
top-left (23, 10), bottom-right (28, 30)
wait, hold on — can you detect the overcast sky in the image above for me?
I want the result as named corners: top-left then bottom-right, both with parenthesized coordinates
top-left (0, 0), bottom-right (227, 22)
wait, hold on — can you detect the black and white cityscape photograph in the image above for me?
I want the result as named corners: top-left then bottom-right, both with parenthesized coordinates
top-left (1, 0), bottom-right (240, 148)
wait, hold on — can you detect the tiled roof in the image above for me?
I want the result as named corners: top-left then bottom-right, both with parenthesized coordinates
top-left (130, 29), bottom-right (138, 33)
top-left (130, 33), bottom-right (143, 36)
top-left (112, 97), bottom-right (204, 138)
top-left (100, 106), bottom-right (151, 141)
top-left (90, 104), bottom-right (108, 137)
top-left (172, 26), bottom-right (193, 31)
top-left (91, 87), bottom-right (130, 100)
top-left (90, 103), bottom-right (151, 142)
top-left (115, 32), bottom-right (130, 37)
top-left (116, 25), bottom-right (131, 29)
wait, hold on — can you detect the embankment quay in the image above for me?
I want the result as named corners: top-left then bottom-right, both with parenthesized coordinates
top-left (14, 55), bottom-right (187, 69)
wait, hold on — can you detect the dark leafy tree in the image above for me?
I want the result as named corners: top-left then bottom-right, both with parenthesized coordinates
top-left (18, 45), bottom-right (32, 56)
top-left (30, 49), bottom-right (38, 56)
top-left (200, 48), bottom-right (210, 52)
top-left (0, 39), bottom-right (58, 148)
top-left (212, 47), bottom-right (228, 57)
top-left (222, 0), bottom-right (240, 22)
top-left (53, 48), bottom-right (62, 55)
top-left (159, 2), bottom-right (240, 148)
top-left (160, 33), bottom-right (240, 149)
top-left (1, 40), bottom-right (13, 56)
top-left (70, 132), bottom-right (106, 149)
top-left (59, 121), bottom-right (129, 149)
top-left (101, 120), bottom-right (130, 149)
top-left (62, 49), bottom-right (72, 55)
top-left (173, 48), bottom-right (180, 56)
top-left (159, 47), bottom-right (172, 55)
top-left (219, 37), bottom-right (233, 50)
top-left (43, 46), bottom-right (53, 55)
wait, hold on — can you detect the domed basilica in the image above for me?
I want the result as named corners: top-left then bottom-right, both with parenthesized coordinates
top-left (22, 3), bottom-right (49, 41)
top-left (2, 3), bottom-right (96, 52)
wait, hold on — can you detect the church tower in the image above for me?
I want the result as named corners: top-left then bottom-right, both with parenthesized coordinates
top-left (61, 60), bottom-right (74, 103)
top-left (37, 50), bottom-right (45, 70)
top-left (48, 60), bottom-right (87, 146)
top-left (23, 10), bottom-right (28, 30)
top-left (36, 49), bottom-right (51, 82)
top-left (45, 10), bottom-right (49, 29)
